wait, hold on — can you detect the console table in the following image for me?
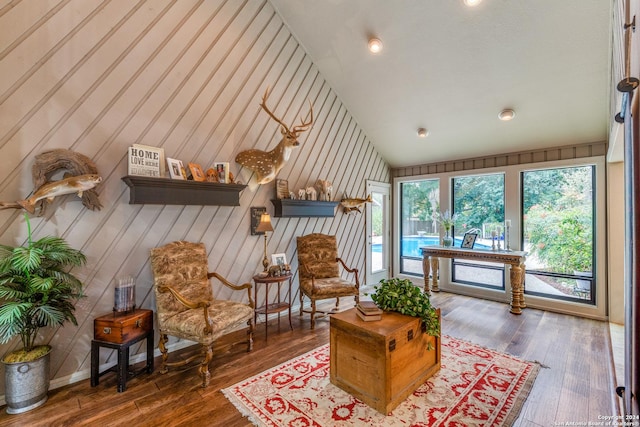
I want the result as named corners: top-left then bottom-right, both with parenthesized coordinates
top-left (421, 246), bottom-right (527, 314)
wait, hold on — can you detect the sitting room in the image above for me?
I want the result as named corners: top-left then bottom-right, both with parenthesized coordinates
top-left (0, 0), bottom-right (636, 425)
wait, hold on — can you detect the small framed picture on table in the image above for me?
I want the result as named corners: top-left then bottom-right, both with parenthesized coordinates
top-left (271, 253), bottom-right (287, 266)
top-left (461, 232), bottom-right (478, 249)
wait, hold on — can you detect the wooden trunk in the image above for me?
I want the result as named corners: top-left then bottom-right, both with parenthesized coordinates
top-left (330, 308), bottom-right (441, 414)
top-left (93, 309), bottom-right (153, 344)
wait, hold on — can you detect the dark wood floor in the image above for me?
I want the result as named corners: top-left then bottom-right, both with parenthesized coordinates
top-left (0, 292), bottom-right (620, 426)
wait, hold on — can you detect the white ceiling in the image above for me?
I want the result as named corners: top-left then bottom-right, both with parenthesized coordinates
top-left (270, 0), bottom-right (613, 168)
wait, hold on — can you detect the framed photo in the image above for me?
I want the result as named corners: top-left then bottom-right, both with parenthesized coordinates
top-left (212, 162), bottom-right (230, 183)
top-left (188, 163), bottom-right (206, 182)
top-left (167, 158), bottom-right (185, 180)
top-left (271, 253), bottom-right (287, 266)
top-left (461, 232), bottom-right (478, 249)
top-left (276, 179), bottom-right (289, 199)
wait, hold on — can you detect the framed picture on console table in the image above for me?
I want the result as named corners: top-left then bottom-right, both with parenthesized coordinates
top-left (272, 253), bottom-right (287, 266)
top-left (461, 232), bottom-right (478, 249)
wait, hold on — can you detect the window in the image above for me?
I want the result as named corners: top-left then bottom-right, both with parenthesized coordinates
top-left (399, 179), bottom-right (439, 275)
top-left (522, 166), bottom-right (595, 304)
top-left (394, 156), bottom-right (604, 319)
top-left (452, 173), bottom-right (505, 289)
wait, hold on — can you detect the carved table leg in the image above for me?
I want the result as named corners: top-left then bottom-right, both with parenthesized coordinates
top-left (509, 263), bottom-right (524, 314)
top-left (422, 255), bottom-right (431, 294)
top-left (430, 257), bottom-right (440, 292)
top-left (519, 263), bottom-right (527, 308)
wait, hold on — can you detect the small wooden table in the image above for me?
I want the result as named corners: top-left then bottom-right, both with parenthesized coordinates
top-left (330, 308), bottom-right (441, 414)
top-left (421, 245), bottom-right (527, 314)
top-left (253, 273), bottom-right (293, 340)
top-left (91, 309), bottom-right (154, 392)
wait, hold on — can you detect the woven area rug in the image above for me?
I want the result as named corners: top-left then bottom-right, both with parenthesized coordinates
top-left (222, 335), bottom-right (539, 427)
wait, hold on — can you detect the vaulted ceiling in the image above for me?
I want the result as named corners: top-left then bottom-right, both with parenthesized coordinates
top-left (270, 0), bottom-right (613, 167)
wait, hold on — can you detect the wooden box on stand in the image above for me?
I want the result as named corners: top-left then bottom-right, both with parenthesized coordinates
top-left (94, 309), bottom-right (153, 343)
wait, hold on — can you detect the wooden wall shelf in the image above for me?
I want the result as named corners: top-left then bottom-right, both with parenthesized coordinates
top-left (271, 199), bottom-right (339, 217)
top-left (122, 176), bottom-right (246, 206)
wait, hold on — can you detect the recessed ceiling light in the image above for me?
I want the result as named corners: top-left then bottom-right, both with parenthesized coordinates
top-left (368, 38), bottom-right (383, 54)
top-left (463, 0), bottom-right (482, 6)
top-left (417, 128), bottom-right (429, 138)
top-left (498, 109), bottom-right (516, 121)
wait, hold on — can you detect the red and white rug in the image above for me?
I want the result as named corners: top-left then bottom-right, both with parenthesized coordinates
top-left (222, 335), bottom-right (539, 427)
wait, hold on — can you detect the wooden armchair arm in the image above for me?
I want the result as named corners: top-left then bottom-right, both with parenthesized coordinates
top-left (337, 257), bottom-right (360, 287)
top-left (208, 272), bottom-right (254, 309)
top-left (157, 285), bottom-right (214, 334)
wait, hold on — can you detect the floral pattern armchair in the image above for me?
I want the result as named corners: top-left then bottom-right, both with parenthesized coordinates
top-left (150, 241), bottom-right (254, 387)
top-left (296, 233), bottom-right (360, 329)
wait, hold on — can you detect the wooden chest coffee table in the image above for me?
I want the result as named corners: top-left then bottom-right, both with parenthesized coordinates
top-left (330, 308), bottom-right (441, 414)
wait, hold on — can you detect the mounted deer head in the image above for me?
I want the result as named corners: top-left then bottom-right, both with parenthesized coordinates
top-left (235, 88), bottom-right (313, 185)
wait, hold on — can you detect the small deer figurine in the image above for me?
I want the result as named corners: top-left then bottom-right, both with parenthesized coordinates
top-left (235, 88), bottom-right (314, 185)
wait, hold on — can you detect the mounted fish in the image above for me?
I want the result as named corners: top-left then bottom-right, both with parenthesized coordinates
top-left (235, 87), bottom-right (313, 188)
top-left (17, 174), bottom-right (103, 214)
top-left (340, 193), bottom-right (372, 214)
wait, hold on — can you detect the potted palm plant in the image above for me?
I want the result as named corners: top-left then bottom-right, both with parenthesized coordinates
top-left (0, 214), bottom-right (85, 414)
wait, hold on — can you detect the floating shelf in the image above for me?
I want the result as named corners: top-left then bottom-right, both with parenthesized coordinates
top-left (122, 176), bottom-right (246, 206)
top-left (271, 199), bottom-right (339, 217)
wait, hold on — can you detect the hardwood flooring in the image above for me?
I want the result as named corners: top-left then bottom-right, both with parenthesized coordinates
top-left (0, 292), bottom-right (620, 426)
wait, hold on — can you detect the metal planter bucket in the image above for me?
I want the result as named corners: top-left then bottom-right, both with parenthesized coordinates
top-left (3, 347), bottom-right (51, 414)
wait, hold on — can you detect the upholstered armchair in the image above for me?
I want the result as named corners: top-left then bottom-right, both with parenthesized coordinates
top-left (149, 241), bottom-right (254, 388)
top-left (296, 233), bottom-right (360, 329)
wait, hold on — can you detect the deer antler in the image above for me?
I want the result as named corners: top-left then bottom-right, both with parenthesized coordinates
top-left (260, 87), bottom-right (290, 133)
top-left (293, 100), bottom-right (314, 135)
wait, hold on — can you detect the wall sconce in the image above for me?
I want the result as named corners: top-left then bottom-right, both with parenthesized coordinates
top-left (368, 38), bottom-right (383, 54)
top-left (254, 213), bottom-right (274, 271)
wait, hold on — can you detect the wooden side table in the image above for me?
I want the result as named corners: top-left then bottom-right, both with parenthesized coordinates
top-left (91, 308), bottom-right (154, 392)
top-left (253, 273), bottom-right (293, 340)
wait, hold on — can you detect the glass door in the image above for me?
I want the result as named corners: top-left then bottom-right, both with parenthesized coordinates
top-left (366, 181), bottom-right (390, 285)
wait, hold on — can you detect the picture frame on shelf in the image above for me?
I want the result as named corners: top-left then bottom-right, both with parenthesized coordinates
top-left (213, 162), bottom-right (230, 183)
top-left (188, 163), bottom-right (206, 182)
top-left (167, 158), bottom-right (186, 180)
top-left (271, 253), bottom-right (287, 266)
top-left (461, 232), bottom-right (478, 249)
top-left (276, 179), bottom-right (289, 199)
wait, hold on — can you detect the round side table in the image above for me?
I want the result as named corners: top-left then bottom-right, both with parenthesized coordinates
top-left (253, 273), bottom-right (293, 340)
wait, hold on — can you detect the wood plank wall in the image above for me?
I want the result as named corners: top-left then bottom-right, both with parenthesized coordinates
top-left (0, 0), bottom-right (390, 395)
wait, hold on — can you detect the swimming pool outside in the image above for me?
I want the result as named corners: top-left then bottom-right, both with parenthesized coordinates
top-left (372, 235), bottom-right (491, 257)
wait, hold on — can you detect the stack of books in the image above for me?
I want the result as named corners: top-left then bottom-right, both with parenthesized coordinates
top-left (356, 301), bottom-right (383, 322)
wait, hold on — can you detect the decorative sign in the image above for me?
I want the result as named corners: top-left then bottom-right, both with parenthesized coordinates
top-left (251, 206), bottom-right (267, 235)
top-left (127, 144), bottom-right (165, 177)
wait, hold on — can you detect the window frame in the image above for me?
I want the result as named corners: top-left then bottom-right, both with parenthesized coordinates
top-left (392, 156), bottom-right (606, 320)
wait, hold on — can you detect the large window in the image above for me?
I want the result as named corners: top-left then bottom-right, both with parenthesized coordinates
top-left (452, 173), bottom-right (505, 289)
top-left (394, 156), bottom-right (604, 319)
top-left (522, 166), bottom-right (595, 304)
top-left (399, 179), bottom-right (439, 275)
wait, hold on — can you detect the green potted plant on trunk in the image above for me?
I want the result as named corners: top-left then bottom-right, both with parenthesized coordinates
top-left (368, 277), bottom-right (440, 349)
top-left (0, 214), bottom-right (85, 414)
